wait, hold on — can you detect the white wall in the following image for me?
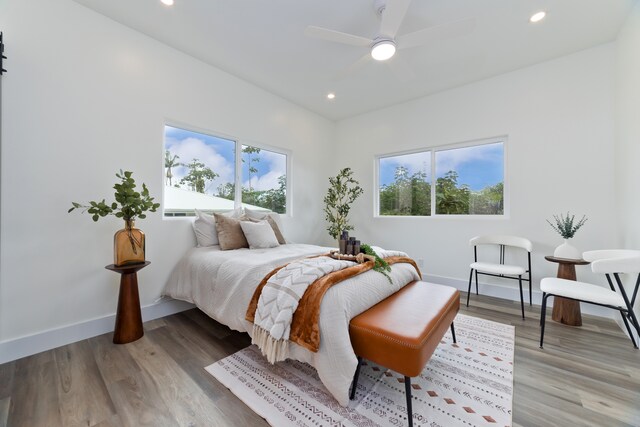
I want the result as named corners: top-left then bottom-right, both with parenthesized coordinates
top-left (0, 0), bottom-right (334, 350)
top-left (335, 44), bottom-right (618, 302)
top-left (615, 2), bottom-right (640, 338)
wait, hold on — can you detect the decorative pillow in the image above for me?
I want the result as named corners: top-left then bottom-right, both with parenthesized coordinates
top-left (244, 208), bottom-right (286, 244)
top-left (193, 208), bottom-right (243, 247)
top-left (240, 220), bottom-right (280, 249)
top-left (214, 213), bottom-right (249, 250)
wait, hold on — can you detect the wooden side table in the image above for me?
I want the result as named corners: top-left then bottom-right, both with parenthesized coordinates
top-left (105, 261), bottom-right (150, 344)
top-left (544, 256), bottom-right (590, 326)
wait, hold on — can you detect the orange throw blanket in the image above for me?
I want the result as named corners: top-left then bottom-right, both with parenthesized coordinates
top-left (245, 255), bottom-right (421, 353)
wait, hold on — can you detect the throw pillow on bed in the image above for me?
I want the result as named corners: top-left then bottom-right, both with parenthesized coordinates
top-left (239, 220), bottom-right (280, 249)
top-left (193, 208), bottom-right (242, 247)
top-left (244, 208), bottom-right (286, 244)
top-left (214, 213), bottom-right (250, 250)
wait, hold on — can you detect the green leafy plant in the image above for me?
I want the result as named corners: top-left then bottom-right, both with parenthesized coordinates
top-left (324, 167), bottom-right (364, 240)
top-left (546, 212), bottom-right (588, 239)
top-left (360, 243), bottom-right (392, 284)
top-left (68, 170), bottom-right (160, 221)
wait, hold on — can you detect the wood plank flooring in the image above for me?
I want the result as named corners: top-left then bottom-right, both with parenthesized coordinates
top-left (1, 293), bottom-right (639, 427)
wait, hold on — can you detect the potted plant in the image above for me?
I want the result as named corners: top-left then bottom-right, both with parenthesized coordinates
top-left (323, 167), bottom-right (364, 242)
top-left (69, 170), bottom-right (160, 266)
top-left (547, 212), bottom-right (588, 259)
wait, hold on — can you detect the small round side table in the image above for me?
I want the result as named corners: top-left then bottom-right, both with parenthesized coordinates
top-left (105, 261), bottom-right (150, 344)
top-left (544, 256), bottom-right (590, 326)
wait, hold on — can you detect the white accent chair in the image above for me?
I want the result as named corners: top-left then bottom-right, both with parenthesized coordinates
top-left (468, 235), bottom-right (533, 319)
top-left (539, 250), bottom-right (640, 349)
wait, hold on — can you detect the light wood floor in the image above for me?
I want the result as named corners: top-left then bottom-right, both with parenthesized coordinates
top-left (1, 294), bottom-right (639, 427)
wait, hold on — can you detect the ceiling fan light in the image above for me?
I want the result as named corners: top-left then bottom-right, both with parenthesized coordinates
top-left (161, 0), bottom-right (174, 6)
top-left (371, 40), bottom-right (396, 61)
top-left (529, 11), bottom-right (546, 23)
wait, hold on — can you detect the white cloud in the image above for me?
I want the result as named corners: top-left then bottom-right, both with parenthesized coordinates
top-left (436, 143), bottom-right (502, 175)
top-left (166, 137), bottom-right (234, 193)
top-left (382, 152), bottom-right (430, 176)
top-left (242, 149), bottom-right (286, 191)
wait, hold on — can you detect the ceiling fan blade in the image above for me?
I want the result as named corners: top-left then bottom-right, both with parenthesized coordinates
top-left (304, 26), bottom-right (372, 47)
top-left (379, 0), bottom-right (412, 38)
top-left (333, 54), bottom-right (371, 80)
top-left (397, 17), bottom-right (476, 50)
top-left (386, 56), bottom-right (415, 81)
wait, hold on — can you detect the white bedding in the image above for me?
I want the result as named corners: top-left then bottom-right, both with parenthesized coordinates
top-left (163, 243), bottom-right (421, 406)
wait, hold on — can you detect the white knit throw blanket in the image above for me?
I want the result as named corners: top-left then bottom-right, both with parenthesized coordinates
top-left (252, 247), bottom-right (408, 364)
top-left (252, 256), bottom-right (355, 363)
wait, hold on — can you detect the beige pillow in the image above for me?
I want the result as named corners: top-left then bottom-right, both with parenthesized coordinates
top-left (244, 208), bottom-right (286, 244)
top-left (240, 220), bottom-right (280, 249)
top-left (214, 213), bottom-right (249, 250)
top-left (192, 208), bottom-right (243, 247)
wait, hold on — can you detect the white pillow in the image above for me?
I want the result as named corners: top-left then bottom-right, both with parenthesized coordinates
top-left (244, 208), bottom-right (285, 239)
top-left (239, 220), bottom-right (280, 249)
top-left (193, 208), bottom-right (243, 247)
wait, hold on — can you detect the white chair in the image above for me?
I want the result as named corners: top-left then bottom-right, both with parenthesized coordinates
top-left (539, 250), bottom-right (640, 349)
top-left (468, 235), bottom-right (533, 319)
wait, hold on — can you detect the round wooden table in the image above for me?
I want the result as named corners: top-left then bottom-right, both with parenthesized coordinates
top-left (544, 256), bottom-right (590, 326)
top-left (105, 261), bottom-right (150, 344)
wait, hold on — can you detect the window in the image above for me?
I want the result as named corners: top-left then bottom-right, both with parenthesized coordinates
top-left (163, 125), bottom-right (288, 216)
top-left (377, 138), bottom-right (505, 217)
top-left (379, 151), bottom-right (431, 216)
top-left (435, 142), bottom-right (504, 215)
top-left (241, 145), bottom-right (287, 213)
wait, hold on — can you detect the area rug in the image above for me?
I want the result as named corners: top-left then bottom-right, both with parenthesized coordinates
top-left (206, 314), bottom-right (514, 427)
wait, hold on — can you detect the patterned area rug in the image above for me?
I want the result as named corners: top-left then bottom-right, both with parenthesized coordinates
top-left (206, 314), bottom-right (514, 427)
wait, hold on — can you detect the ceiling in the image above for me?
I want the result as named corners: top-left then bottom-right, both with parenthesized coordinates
top-left (73, 0), bottom-right (636, 121)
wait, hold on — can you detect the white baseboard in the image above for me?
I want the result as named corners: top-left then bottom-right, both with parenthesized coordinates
top-left (0, 298), bottom-right (194, 364)
top-left (424, 274), bottom-right (615, 319)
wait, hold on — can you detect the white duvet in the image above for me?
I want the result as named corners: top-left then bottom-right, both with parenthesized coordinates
top-left (163, 243), bottom-right (421, 406)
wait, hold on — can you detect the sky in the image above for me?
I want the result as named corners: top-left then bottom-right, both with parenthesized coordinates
top-left (164, 126), bottom-right (286, 194)
top-left (379, 142), bottom-right (504, 191)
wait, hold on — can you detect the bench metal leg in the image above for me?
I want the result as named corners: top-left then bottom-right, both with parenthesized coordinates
top-left (350, 356), bottom-right (362, 400)
top-left (619, 310), bottom-right (638, 349)
top-left (405, 376), bottom-right (413, 427)
top-left (450, 322), bottom-right (457, 343)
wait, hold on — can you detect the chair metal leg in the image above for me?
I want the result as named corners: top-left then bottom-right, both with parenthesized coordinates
top-left (518, 275), bottom-right (525, 319)
top-left (450, 323), bottom-right (457, 343)
top-left (627, 308), bottom-right (640, 346)
top-left (405, 376), bottom-right (413, 427)
top-left (529, 277), bottom-right (532, 306)
top-left (466, 269), bottom-right (473, 307)
top-left (350, 357), bottom-right (362, 400)
top-left (475, 270), bottom-right (479, 295)
top-left (619, 310), bottom-right (638, 349)
top-left (540, 293), bottom-right (549, 348)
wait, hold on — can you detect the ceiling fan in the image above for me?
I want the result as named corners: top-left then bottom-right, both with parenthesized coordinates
top-left (304, 0), bottom-right (475, 75)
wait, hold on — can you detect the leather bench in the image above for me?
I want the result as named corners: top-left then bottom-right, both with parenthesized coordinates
top-left (349, 281), bottom-right (460, 427)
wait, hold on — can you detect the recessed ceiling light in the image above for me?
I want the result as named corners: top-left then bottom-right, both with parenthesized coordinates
top-left (529, 11), bottom-right (546, 23)
top-left (327, 93), bottom-right (336, 100)
top-left (371, 40), bottom-right (396, 61)
top-left (161, 0), bottom-right (174, 6)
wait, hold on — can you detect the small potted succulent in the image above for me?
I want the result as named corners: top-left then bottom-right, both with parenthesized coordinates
top-left (69, 170), bottom-right (160, 266)
top-left (547, 212), bottom-right (588, 259)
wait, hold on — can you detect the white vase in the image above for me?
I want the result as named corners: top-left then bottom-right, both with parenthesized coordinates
top-left (554, 239), bottom-right (581, 260)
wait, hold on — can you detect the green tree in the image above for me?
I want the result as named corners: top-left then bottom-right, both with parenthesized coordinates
top-left (180, 159), bottom-right (219, 194)
top-left (379, 167), bottom-right (430, 216)
top-left (436, 171), bottom-right (470, 214)
top-left (217, 182), bottom-right (235, 200)
top-left (470, 182), bottom-right (504, 214)
top-left (259, 175), bottom-right (286, 213)
top-left (243, 146), bottom-right (261, 193)
top-left (164, 150), bottom-right (180, 186)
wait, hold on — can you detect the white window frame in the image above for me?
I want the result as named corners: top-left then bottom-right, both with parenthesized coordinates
top-left (162, 121), bottom-right (292, 217)
top-left (374, 136), bottom-right (508, 219)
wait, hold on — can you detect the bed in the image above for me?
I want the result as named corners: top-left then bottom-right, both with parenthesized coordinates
top-left (163, 243), bottom-right (421, 406)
